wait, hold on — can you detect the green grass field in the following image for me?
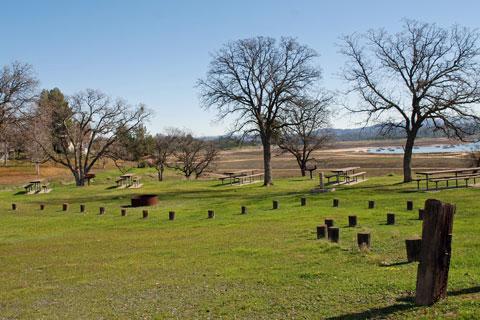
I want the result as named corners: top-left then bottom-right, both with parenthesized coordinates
top-left (0, 171), bottom-right (479, 319)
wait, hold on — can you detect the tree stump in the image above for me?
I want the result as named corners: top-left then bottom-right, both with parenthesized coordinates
top-left (406, 237), bottom-right (422, 262)
top-left (169, 211), bottom-right (176, 220)
top-left (301, 197), bottom-right (307, 206)
top-left (80, 204), bottom-right (86, 213)
top-left (316, 225), bottom-right (327, 239)
top-left (333, 199), bottom-right (339, 207)
top-left (419, 209), bottom-right (424, 220)
top-left (99, 206), bottom-right (105, 215)
top-left (407, 200), bottom-right (414, 211)
top-left (241, 206), bottom-right (247, 214)
top-left (62, 203), bottom-right (69, 211)
top-left (328, 227), bottom-right (339, 242)
top-left (348, 215), bottom-right (357, 227)
top-left (273, 200), bottom-right (279, 210)
top-left (387, 213), bottom-right (395, 225)
top-left (208, 209), bottom-right (215, 219)
top-left (40, 204), bottom-right (45, 210)
top-left (121, 208), bottom-right (127, 216)
top-left (415, 199), bottom-right (455, 306)
top-left (368, 200), bottom-right (375, 209)
top-left (12, 203), bottom-right (17, 211)
top-left (143, 209), bottom-right (148, 218)
top-left (325, 218), bottom-right (334, 228)
top-left (357, 232), bottom-right (371, 249)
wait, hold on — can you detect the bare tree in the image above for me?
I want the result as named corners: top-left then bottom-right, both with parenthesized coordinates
top-left (32, 89), bottom-right (150, 186)
top-left (276, 94), bottom-right (334, 176)
top-left (198, 37), bottom-right (321, 186)
top-left (170, 131), bottom-right (219, 179)
top-left (0, 62), bottom-right (38, 166)
top-left (340, 19), bottom-right (480, 182)
top-left (152, 131), bottom-right (177, 181)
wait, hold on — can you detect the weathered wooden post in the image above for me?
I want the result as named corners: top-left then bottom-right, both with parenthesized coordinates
top-left (387, 213), bottom-right (396, 225)
top-left (208, 210), bottom-right (215, 219)
top-left (324, 218), bottom-right (334, 228)
top-left (319, 172), bottom-right (325, 189)
top-left (316, 225), bottom-right (327, 239)
top-left (272, 200), bottom-right (279, 210)
top-left (406, 238), bottom-right (422, 262)
top-left (407, 201), bottom-right (414, 211)
top-left (415, 199), bottom-right (455, 306)
top-left (418, 209), bottom-right (424, 220)
top-left (368, 200), bottom-right (375, 209)
top-left (333, 199), bottom-right (339, 207)
top-left (241, 206), bottom-right (247, 214)
top-left (142, 209), bottom-right (148, 218)
top-left (348, 215), bottom-right (357, 227)
top-left (357, 232), bottom-right (371, 249)
top-left (301, 197), bottom-right (307, 206)
top-left (80, 204), bottom-right (86, 213)
top-left (40, 204), bottom-right (45, 210)
top-left (62, 203), bottom-right (69, 211)
top-left (12, 203), bottom-right (17, 211)
top-left (99, 206), bottom-right (105, 215)
top-left (328, 227), bottom-right (339, 242)
top-left (121, 208), bottom-right (127, 216)
top-left (169, 211), bottom-right (176, 220)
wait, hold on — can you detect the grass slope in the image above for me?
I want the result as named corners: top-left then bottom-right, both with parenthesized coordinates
top-left (0, 172), bottom-right (479, 319)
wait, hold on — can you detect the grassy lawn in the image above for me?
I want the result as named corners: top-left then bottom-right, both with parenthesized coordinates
top-left (0, 171), bottom-right (479, 319)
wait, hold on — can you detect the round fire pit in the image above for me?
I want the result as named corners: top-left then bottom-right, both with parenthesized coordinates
top-left (131, 195), bottom-right (158, 207)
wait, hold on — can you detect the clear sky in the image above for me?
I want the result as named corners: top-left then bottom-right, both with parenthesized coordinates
top-left (2, 0), bottom-right (479, 136)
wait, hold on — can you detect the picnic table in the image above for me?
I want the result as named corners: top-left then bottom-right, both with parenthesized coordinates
top-left (221, 169), bottom-right (259, 185)
top-left (29, 179), bottom-right (45, 192)
top-left (415, 167), bottom-right (480, 190)
top-left (327, 167), bottom-right (362, 185)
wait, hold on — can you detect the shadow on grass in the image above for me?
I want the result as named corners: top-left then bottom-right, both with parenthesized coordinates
top-left (448, 286), bottom-right (480, 296)
top-left (379, 261), bottom-right (411, 267)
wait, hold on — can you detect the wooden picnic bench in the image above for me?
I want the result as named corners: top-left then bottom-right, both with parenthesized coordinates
top-left (416, 167), bottom-right (480, 190)
top-left (221, 169), bottom-right (259, 185)
top-left (235, 173), bottom-right (263, 185)
top-left (41, 182), bottom-right (50, 192)
top-left (115, 177), bottom-right (126, 187)
top-left (346, 171), bottom-right (366, 183)
top-left (328, 167), bottom-right (363, 185)
top-left (23, 183), bottom-right (33, 193)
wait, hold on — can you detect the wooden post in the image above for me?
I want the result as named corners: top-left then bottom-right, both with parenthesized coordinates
top-left (208, 210), bottom-right (215, 219)
top-left (406, 238), bottom-right (422, 262)
top-left (272, 200), bottom-right (279, 210)
top-left (328, 227), bottom-right (339, 242)
top-left (387, 213), bottom-right (395, 225)
top-left (419, 209), bottom-right (424, 220)
top-left (40, 204), bottom-right (45, 210)
top-left (415, 199), bottom-right (455, 306)
top-left (348, 215), bottom-right (357, 227)
top-left (169, 211), bottom-right (176, 220)
top-left (241, 206), bottom-right (247, 214)
top-left (62, 203), bottom-right (69, 211)
top-left (301, 197), bottom-right (307, 206)
top-left (368, 200), bottom-right (375, 209)
top-left (143, 210), bottom-right (148, 218)
top-left (407, 201), bottom-right (414, 211)
top-left (324, 218), bottom-right (334, 228)
top-left (99, 206), bottom-right (105, 215)
top-left (357, 232), bottom-right (371, 249)
top-left (121, 208), bottom-right (127, 216)
top-left (316, 225), bottom-right (327, 239)
top-left (12, 203), bottom-right (17, 211)
top-left (333, 199), bottom-right (339, 207)
top-left (319, 172), bottom-right (325, 189)
top-left (80, 204), bottom-right (86, 213)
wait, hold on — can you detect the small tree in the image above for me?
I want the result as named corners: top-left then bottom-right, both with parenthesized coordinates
top-left (170, 131), bottom-right (219, 179)
top-left (276, 94), bottom-right (334, 176)
top-left (151, 132), bottom-right (177, 181)
top-left (340, 19), bottom-right (480, 182)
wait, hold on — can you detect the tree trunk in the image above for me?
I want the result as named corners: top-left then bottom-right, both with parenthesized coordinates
top-left (35, 162), bottom-right (40, 175)
top-left (262, 139), bottom-right (274, 186)
top-left (301, 169), bottom-right (306, 177)
top-left (403, 132), bottom-right (416, 183)
top-left (3, 142), bottom-right (8, 167)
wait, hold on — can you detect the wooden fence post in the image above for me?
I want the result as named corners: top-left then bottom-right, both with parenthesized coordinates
top-left (169, 211), bottom-right (176, 220)
top-left (348, 215), bottom-right (357, 227)
top-left (99, 206), bottom-right (105, 215)
top-left (40, 204), bottom-right (45, 210)
top-left (328, 227), bottom-right (339, 242)
top-left (407, 201), bottom-right (413, 211)
top-left (301, 197), bottom-right (307, 206)
top-left (357, 232), bottom-right (371, 249)
top-left (63, 203), bottom-right (69, 211)
top-left (316, 225), bottom-right (327, 239)
top-left (208, 210), bottom-right (215, 219)
top-left (415, 199), bottom-right (455, 306)
top-left (333, 199), bottom-right (339, 207)
top-left (368, 200), bottom-right (375, 209)
top-left (143, 210), bottom-right (148, 218)
top-left (406, 238), bottom-right (422, 262)
top-left (418, 209), bottom-right (424, 220)
top-left (12, 203), bottom-right (17, 211)
top-left (325, 219), bottom-right (334, 228)
top-left (241, 206), bottom-right (247, 214)
top-left (80, 204), bottom-right (86, 213)
top-left (387, 213), bottom-right (396, 225)
top-left (272, 200), bottom-right (279, 210)
top-left (121, 208), bottom-right (127, 216)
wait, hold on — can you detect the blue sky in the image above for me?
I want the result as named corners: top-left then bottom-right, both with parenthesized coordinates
top-left (2, 0), bottom-right (479, 136)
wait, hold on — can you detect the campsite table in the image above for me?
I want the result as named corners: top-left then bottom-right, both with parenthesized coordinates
top-left (223, 169), bottom-right (259, 184)
top-left (84, 173), bottom-right (96, 186)
top-left (120, 173), bottom-right (136, 186)
top-left (330, 167), bottom-right (360, 185)
top-left (29, 179), bottom-right (45, 192)
top-left (416, 167), bottom-right (480, 190)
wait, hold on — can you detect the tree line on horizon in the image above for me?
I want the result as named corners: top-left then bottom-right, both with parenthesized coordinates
top-left (2, 19), bottom-right (480, 185)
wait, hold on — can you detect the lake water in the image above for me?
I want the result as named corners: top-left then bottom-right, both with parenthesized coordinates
top-left (362, 141), bottom-right (480, 154)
